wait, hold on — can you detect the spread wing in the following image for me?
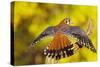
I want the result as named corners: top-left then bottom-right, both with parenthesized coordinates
top-left (64, 26), bottom-right (96, 53)
top-left (30, 26), bottom-right (55, 47)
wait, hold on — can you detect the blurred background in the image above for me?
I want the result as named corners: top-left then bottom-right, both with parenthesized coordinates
top-left (11, 1), bottom-right (97, 65)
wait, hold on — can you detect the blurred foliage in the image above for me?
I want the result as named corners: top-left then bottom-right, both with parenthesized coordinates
top-left (11, 1), bottom-right (97, 65)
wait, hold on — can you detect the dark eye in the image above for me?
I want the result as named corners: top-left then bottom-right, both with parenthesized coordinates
top-left (64, 18), bottom-right (70, 24)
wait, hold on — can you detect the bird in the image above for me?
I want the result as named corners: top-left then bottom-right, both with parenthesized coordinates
top-left (29, 18), bottom-right (96, 62)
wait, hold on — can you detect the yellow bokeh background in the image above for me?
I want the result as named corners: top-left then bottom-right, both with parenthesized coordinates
top-left (11, 1), bottom-right (97, 65)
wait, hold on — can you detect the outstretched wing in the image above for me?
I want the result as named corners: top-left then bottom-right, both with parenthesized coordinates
top-left (64, 26), bottom-right (96, 52)
top-left (30, 26), bottom-right (55, 47)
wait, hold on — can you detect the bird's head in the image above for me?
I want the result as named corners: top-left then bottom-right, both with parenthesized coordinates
top-left (62, 18), bottom-right (72, 25)
top-left (56, 18), bottom-right (72, 28)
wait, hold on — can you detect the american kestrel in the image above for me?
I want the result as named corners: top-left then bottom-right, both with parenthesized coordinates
top-left (30, 18), bottom-right (96, 61)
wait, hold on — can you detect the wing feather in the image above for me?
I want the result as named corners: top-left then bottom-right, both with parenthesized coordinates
top-left (64, 26), bottom-right (96, 52)
top-left (30, 26), bottom-right (55, 47)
